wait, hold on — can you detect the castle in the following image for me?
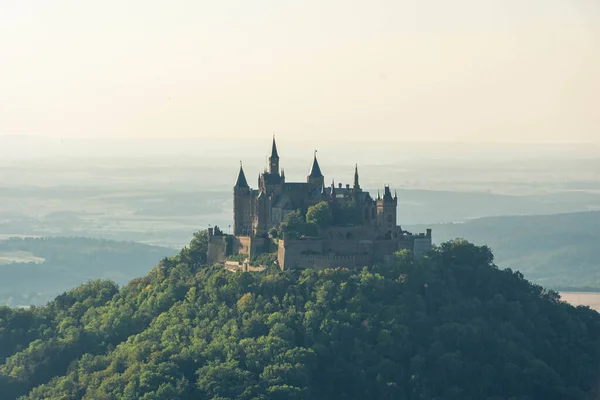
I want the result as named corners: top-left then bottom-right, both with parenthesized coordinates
top-left (207, 138), bottom-right (432, 269)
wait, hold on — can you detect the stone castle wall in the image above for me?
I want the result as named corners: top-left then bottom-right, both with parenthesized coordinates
top-left (234, 236), bottom-right (251, 256)
top-left (277, 232), bottom-right (432, 270)
top-left (297, 254), bottom-right (370, 270)
top-left (207, 235), bottom-right (228, 265)
top-left (209, 234), bottom-right (280, 266)
top-left (277, 238), bottom-right (323, 269)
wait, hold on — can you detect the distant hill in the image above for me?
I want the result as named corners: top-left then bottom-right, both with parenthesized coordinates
top-left (1, 239), bottom-right (599, 399)
top-left (408, 211), bottom-right (600, 290)
top-left (0, 237), bottom-right (179, 306)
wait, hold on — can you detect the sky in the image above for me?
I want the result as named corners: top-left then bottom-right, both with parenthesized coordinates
top-left (0, 0), bottom-right (599, 144)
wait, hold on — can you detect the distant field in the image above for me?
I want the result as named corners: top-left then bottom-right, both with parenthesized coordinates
top-left (0, 250), bottom-right (44, 264)
top-left (561, 292), bottom-right (600, 312)
top-left (0, 237), bottom-right (179, 307)
top-left (2, 186), bottom-right (600, 249)
top-left (1, 153), bottom-right (600, 248)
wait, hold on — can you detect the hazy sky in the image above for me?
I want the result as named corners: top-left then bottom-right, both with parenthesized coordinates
top-left (1, 0), bottom-right (599, 143)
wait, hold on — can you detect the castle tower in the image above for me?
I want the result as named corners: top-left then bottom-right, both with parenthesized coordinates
top-left (269, 136), bottom-right (280, 175)
top-left (377, 186), bottom-right (397, 237)
top-left (233, 163), bottom-right (252, 236)
top-left (307, 150), bottom-right (325, 187)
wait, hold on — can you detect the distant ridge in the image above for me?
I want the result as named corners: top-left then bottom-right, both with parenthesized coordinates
top-left (408, 210), bottom-right (600, 290)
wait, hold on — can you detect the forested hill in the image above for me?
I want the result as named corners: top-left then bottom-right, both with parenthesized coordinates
top-left (1, 239), bottom-right (600, 400)
top-left (408, 211), bottom-right (600, 290)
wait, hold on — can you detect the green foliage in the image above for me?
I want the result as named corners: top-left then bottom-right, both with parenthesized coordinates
top-left (275, 210), bottom-right (318, 239)
top-left (227, 254), bottom-right (249, 263)
top-left (1, 237), bottom-right (600, 399)
top-left (181, 230), bottom-right (209, 267)
top-left (332, 199), bottom-right (361, 226)
top-left (279, 210), bottom-right (305, 237)
top-left (306, 202), bottom-right (333, 229)
top-left (250, 252), bottom-right (277, 266)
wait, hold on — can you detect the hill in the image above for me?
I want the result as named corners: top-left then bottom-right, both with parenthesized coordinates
top-left (408, 211), bottom-right (600, 290)
top-left (1, 238), bottom-right (599, 399)
top-left (0, 237), bottom-right (179, 306)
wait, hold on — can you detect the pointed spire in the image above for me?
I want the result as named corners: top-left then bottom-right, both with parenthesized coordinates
top-left (268, 136), bottom-right (280, 175)
top-left (235, 162), bottom-right (249, 188)
top-left (377, 190), bottom-right (381, 200)
top-left (308, 149), bottom-right (324, 178)
top-left (321, 180), bottom-right (326, 195)
top-left (330, 179), bottom-right (336, 198)
top-left (353, 163), bottom-right (360, 189)
top-left (281, 168), bottom-right (285, 180)
top-left (394, 190), bottom-right (398, 200)
top-left (270, 135), bottom-right (279, 159)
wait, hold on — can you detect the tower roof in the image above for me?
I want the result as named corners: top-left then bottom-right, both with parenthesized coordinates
top-left (270, 136), bottom-right (279, 159)
top-left (235, 163), bottom-right (249, 188)
top-left (383, 186), bottom-right (394, 201)
top-left (308, 150), bottom-right (324, 178)
top-left (354, 164), bottom-right (360, 188)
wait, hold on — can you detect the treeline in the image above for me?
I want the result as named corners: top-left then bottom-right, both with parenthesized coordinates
top-left (1, 236), bottom-right (599, 399)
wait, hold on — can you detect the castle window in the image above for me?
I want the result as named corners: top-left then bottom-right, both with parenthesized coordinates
top-left (346, 232), bottom-right (353, 240)
top-left (387, 215), bottom-right (393, 223)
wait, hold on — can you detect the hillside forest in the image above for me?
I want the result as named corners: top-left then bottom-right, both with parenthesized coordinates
top-left (1, 234), bottom-right (599, 399)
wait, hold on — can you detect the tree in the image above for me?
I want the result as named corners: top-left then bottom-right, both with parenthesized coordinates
top-left (182, 230), bottom-right (209, 266)
top-left (278, 210), bottom-right (317, 239)
top-left (306, 202), bottom-right (333, 230)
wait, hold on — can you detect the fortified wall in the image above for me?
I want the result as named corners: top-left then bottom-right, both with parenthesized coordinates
top-left (276, 229), bottom-right (432, 270)
top-left (207, 226), bottom-right (277, 265)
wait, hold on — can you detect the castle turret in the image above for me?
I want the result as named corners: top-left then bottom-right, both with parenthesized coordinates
top-left (377, 186), bottom-right (397, 237)
top-left (330, 179), bottom-right (337, 200)
top-left (307, 150), bottom-right (324, 187)
top-left (269, 136), bottom-right (280, 175)
top-left (233, 163), bottom-right (251, 236)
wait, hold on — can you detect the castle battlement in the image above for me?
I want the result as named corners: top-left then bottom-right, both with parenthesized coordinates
top-left (207, 137), bottom-right (432, 269)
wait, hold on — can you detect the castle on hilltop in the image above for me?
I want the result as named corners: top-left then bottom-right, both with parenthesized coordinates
top-left (207, 137), bottom-right (432, 269)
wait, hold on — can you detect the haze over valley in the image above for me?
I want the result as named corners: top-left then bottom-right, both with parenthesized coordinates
top-left (1, 137), bottom-right (600, 304)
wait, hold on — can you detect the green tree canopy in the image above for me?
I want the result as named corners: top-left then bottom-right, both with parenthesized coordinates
top-left (1, 237), bottom-right (600, 400)
top-left (306, 202), bottom-right (333, 230)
